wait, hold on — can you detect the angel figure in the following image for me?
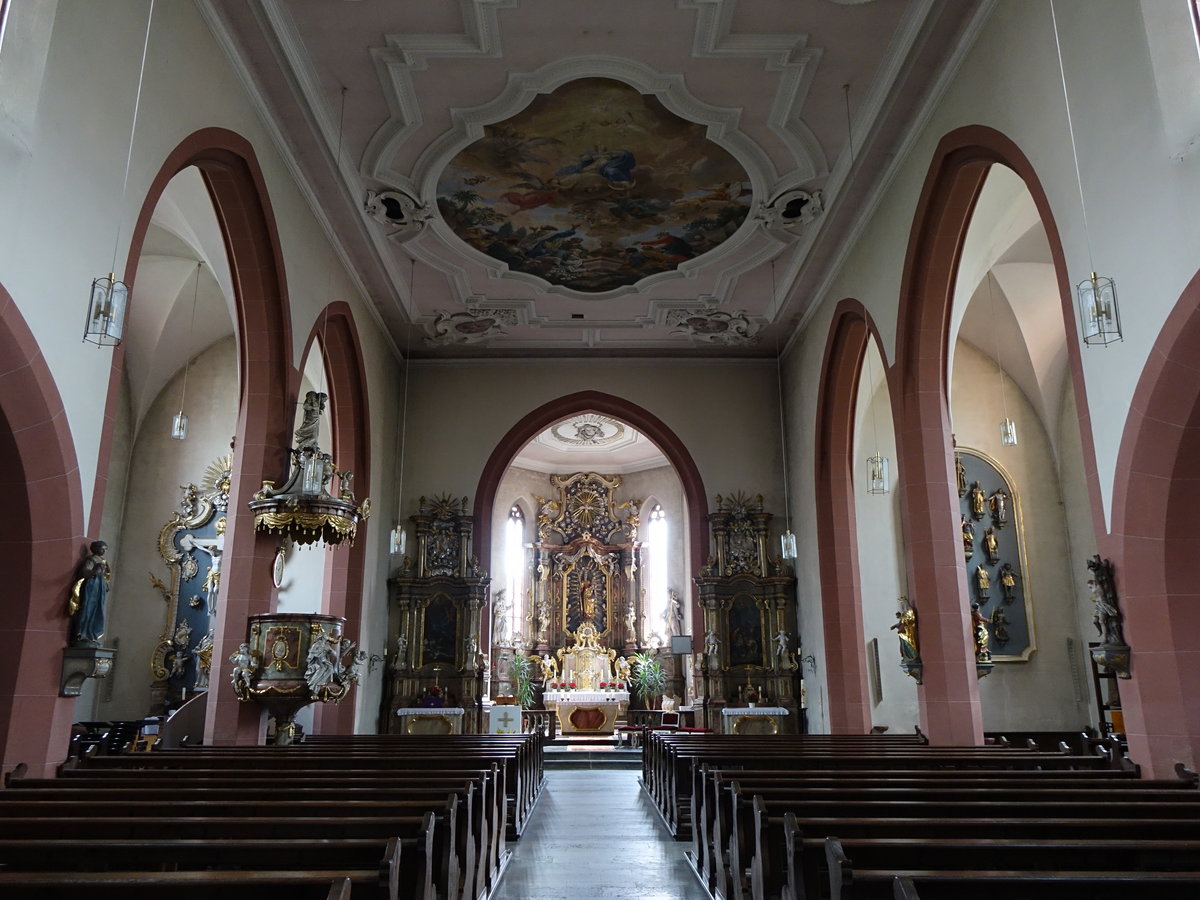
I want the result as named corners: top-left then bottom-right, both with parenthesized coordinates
top-left (229, 642), bottom-right (257, 699)
top-left (537, 652), bottom-right (558, 683)
top-left (614, 655), bottom-right (632, 683)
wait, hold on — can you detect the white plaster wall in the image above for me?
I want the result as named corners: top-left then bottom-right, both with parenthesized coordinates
top-left (101, 337), bottom-right (239, 720)
top-left (951, 340), bottom-right (1089, 731)
top-left (402, 359), bottom-right (782, 530)
top-left (852, 345), bottom-right (917, 733)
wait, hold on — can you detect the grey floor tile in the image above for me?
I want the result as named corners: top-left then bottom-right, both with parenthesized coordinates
top-left (490, 770), bottom-right (709, 899)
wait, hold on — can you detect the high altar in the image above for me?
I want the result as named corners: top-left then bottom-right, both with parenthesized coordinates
top-left (545, 623), bottom-right (629, 733)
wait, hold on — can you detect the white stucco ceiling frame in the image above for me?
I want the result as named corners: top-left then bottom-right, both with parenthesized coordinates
top-left (372, 55), bottom-right (780, 303)
top-left (681, 0), bottom-right (828, 181)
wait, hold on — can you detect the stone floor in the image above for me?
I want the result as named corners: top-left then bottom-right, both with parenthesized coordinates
top-left (491, 769), bottom-right (709, 899)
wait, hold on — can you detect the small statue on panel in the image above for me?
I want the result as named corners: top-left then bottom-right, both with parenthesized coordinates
top-left (982, 527), bottom-right (1000, 564)
top-left (773, 629), bottom-right (796, 672)
top-left (1087, 577), bottom-right (1125, 647)
top-left (990, 606), bottom-right (1011, 648)
top-left (890, 599), bottom-right (919, 662)
top-left (955, 455), bottom-right (967, 497)
top-left (961, 515), bottom-right (975, 561)
top-left (999, 563), bottom-right (1019, 602)
top-left (229, 642), bottom-right (258, 700)
top-left (537, 652), bottom-right (558, 683)
top-left (988, 487), bottom-right (1009, 528)
top-left (969, 481), bottom-right (987, 520)
top-left (971, 603), bottom-right (992, 661)
top-left (975, 564), bottom-right (990, 601)
top-left (704, 629), bottom-right (721, 668)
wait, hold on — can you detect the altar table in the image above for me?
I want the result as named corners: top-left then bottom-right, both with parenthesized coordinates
top-left (720, 706), bottom-right (789, 735)
top-left (395, 707), bottom-right (465, 734)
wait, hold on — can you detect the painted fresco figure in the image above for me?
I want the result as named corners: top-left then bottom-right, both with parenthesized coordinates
top-left (69, 540), bottom-right (110, 647)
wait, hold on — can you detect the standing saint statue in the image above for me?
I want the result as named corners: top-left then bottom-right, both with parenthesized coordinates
top-left (955, 455), bottom-right (967, 497)
top-left (891, 602), bottom-right (919, 661)
top-left (961, 515), bottom-right (975, 561)
top-left (971, 603), bottom-right (992, 662)
top-left (975, 564), bottom-right (990, 600)
top-left (982, 527), bottom-right (1000, 564)
top-left (665, 590), bottom-right (683, 636)
top-left (999, 563), bottom-right (1018, 602)
top-left (69, 540), bottom-right (110, 647)
top-left (294, 390), bottom-right (327, 449)
top-left (969, 481), bottom-right (987, 520)
top-left (988, 488), bottom-right (1009, 528)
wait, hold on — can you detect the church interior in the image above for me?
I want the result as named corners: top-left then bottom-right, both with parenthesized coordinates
top-left (4, 0), bottom-right (1200, 895)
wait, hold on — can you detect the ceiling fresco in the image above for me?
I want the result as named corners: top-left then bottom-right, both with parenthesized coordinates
top-left (436, 78), bottom-right (752, 294)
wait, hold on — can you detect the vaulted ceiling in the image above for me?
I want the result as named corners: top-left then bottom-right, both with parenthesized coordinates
top-left (201, 0), bottom-right (987, 358)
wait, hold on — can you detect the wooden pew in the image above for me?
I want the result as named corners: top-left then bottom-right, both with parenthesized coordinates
top-left (0, 870), bottom-right (360, 899)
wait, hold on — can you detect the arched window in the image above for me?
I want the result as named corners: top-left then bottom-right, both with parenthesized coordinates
top-left (646, 504), bottom-right (668, 645)
top-left (503, 505), bottom-right (527, 645)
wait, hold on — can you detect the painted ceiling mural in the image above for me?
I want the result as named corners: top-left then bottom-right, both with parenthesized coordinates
top-left (436, 78), bottom-right (753, 294)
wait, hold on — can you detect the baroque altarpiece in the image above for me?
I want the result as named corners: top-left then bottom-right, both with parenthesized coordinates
top-left (382, 494), bottom-right (490, 732)
top-left (694, 492), bottom-right (800, 729)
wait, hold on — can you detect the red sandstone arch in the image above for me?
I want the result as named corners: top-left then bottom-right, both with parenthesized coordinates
top-left (894, 124), bottom-right (1095, 745)
top-left (0, 283), bottom-right (87, 777)
top-left (298, 303), bottom-right (371, 734)
top-left (93, 128), bottom-right (294, 745)
top-left (1108, 266), bottom-right (1200, 777)
top-left (813, 299), bottom-right (887, 733)
top-left (473, 391), bottom-right (708, 649)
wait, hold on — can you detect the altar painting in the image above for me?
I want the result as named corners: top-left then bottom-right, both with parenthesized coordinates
top-left (420, 593), bottom-right (459, 666)
top-left (728, 591), bottom-right (766, 667)
top-left (436, 78), bottom-right (752, 293)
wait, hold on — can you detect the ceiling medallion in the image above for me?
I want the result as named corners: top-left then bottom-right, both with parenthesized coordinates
top-left (672, 309), bottom-right (759, 345)
top-left (436, 77), bottom-right (752, 293)
top-left (363, 189), bottom-right (432, 242)
top-left (425, 309), bottom-right (508, 346)
top-left (550, 415), bottom-right (626, 447)
top-left (248, 391), bottom-right (370, 548)
top-left (759, 188), bottom-right (825, 241)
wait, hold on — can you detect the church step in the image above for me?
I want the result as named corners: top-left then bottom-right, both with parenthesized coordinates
top-left (544, 748), bottom-right (642, 770)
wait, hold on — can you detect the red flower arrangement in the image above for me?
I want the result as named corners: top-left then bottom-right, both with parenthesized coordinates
top-left (745, 690), bottom-right (759, 703)
top-left (599, 682), bottom-right (608, 689)
top-left (569, 682), bottom-right (577, 689)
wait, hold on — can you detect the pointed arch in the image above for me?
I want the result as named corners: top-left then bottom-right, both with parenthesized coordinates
top-left (894, 124), bottom-right (1095, 745)
top-left (0, 282), bottom-right (87, 777)
top-left (474, 391), bottom-right (707, 649)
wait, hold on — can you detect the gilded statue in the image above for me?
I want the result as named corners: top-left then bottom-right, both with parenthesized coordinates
top-left (69, 540), bottom-right (110, 647)
top-left (961, 515), bottom-right (975, 561)
top-left (580, 580), bottom-right (596, 620)
top-left (890, 601), bottom-right (918, 661)
top-left (537, 652), bottom-right (558, 683)
top-left (999, 563), bottom-right (1018, 602)
top-left (971, 603), bottom-right (991, 661)
top-left (955, 455), bottom-right (967, 497)
top-left (969, 481), bottom-right (986, 520)
top-left (982, 527), bottom-right (999, 564)
top-left (975, 564), bottom-right (990, 600)
top-left (614, 655), bottom-right (632, 683)
top-left (988, 487), bottom-right (1009, 528)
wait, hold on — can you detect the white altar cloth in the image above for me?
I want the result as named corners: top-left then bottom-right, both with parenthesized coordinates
top-left (395, 707), bottom-right (467, 716)
top-left (395, 707), bottom-right (465, 734)
top-left (721, 706), bottom-right (789, 716)
top-left (544, 690), bottom-right (629, 703)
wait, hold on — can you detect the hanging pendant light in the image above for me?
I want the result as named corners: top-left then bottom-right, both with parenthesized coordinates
top-left (1051, 1), bottom-right (1122, 347)
top-left (84, 0), bottom-right (155, 348)
top-left (170, 261), bottom-right (203, 441)
top-left (863, 345), bottom-right (890, 495)
top-left (984, 272), bottom-right (1018, 446)
top-left (771, 262), bottom-right (797, 559)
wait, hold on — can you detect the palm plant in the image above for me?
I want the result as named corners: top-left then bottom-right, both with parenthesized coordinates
top-left (511, 653), bottom-right (535, 709)
top-left (629, 650), bottom-right (667, 708)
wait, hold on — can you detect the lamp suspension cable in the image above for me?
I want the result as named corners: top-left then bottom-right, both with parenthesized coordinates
top-left (985, 272), bottom-right (1018, 446)
top-left (842, 83), bottom-right (855, 165)
top-left (83, 0), bottom-right (155, 347)
top-left (317, 85), bottom-right (348, 401)
top-left (772, 261), bottom-right (797, 559)
top-left (393, 260), bottom-right (415, 557)
top-left (170, 260), bottom-right (203, 440)
top-left (864, 342), bottom-right (890, 494)
top-left (1050, 0), bottom-right (1122, 346)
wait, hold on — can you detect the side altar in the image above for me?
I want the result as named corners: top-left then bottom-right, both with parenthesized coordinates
top-left (543, 623), bottom-right (628, 734)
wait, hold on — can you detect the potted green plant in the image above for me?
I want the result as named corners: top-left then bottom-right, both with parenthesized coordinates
top-left (629, 650), bottom-right (667, 708)
top-left (511, 654), bottom-right (535, 709)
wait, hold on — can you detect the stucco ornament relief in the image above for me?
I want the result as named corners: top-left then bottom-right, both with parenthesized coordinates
top-left (549, 414), bottom-right (626, 447)
top-left (672, 309), bottom-right (759, 345)
top-left (364, 189), bottom-right (433, 242)
top-left (425, 309), bottom-right (508, 346)
top-left (759, 188), bottom-right (825, 240)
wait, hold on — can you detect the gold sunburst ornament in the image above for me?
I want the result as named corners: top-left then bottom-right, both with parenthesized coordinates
top-left (248, 391), bottom-right (370, 548)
